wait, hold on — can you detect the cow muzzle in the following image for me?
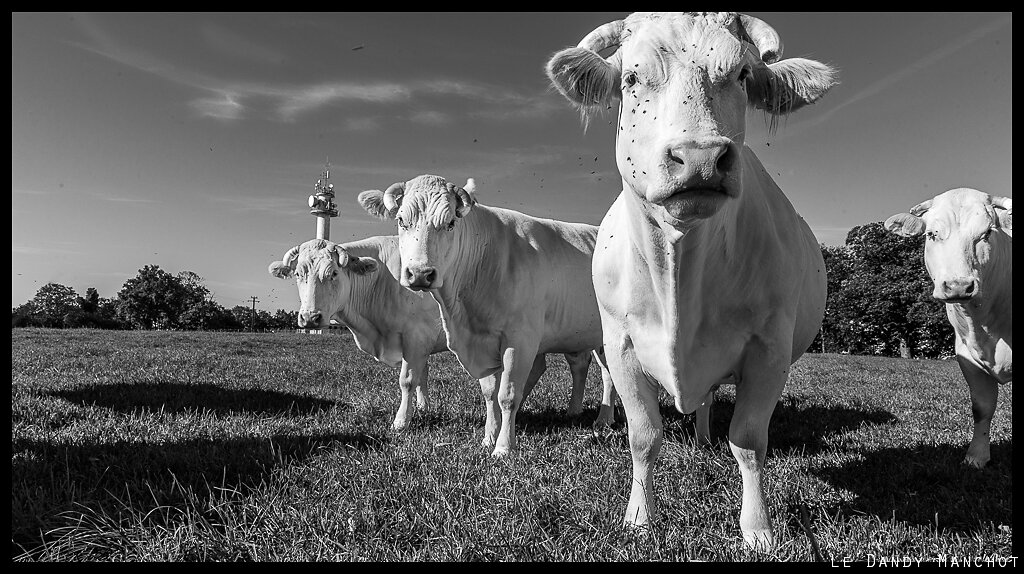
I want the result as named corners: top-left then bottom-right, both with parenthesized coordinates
top-left (934, 277), bottom-right (979, 302)
top-left (298, 310), bottom-right (324, 329)
top-left (660, 138), bottom-right (737, 197)
top-left (402, 265), bottom-right (438, 291)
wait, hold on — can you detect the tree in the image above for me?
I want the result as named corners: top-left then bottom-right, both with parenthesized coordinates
top-left (117, 265), bottom-right (192, 329)
top-left (821, 223), bottom-right (954, 358)
top-left (30, 283), bottom-right (78, 328)
top-left (76, 288), bottom-right (100, 314)
top-left (272, 309), bottom-right (299, 330)
top-left (11, 302), bottom-right (41, 328)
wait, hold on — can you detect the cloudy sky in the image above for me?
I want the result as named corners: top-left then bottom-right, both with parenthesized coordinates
top-left (12, 12), bottom-right (1012, 312)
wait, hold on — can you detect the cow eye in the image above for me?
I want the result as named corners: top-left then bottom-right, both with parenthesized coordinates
top-left (446, 220), bottom-right (456, 231)
top-left (623, 71), bottom-right (639, 88)
top-left (397, 216), bottom-right (407, 230)
top-left (926, 231), bottom-right (938, 241)
top-left (737, 66), bottom-right (752, 83)
top-left (332, 270), bottom-right (339, 279)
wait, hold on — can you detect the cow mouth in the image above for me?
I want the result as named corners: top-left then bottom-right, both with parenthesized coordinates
top-left (656, 187), bottom-right (731, 221)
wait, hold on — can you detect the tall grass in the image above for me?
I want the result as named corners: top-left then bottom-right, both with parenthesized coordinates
top-left (11, 329), bottom-right (1012, 561)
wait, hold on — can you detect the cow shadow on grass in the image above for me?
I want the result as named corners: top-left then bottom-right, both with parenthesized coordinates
top-left (808, 439), bottom-right (1013, 532)
top-left (11, 429), bottom-right (386, 558)
top-left (662, 394), bottom-right (898, 456)
top-left (51, 381), bottom-right (336, 416)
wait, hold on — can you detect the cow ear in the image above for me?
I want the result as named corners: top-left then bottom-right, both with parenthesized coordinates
top-left (748, 58), bottom-right (838, 117)
top-left (268, 261), bottom-right (293, 279)
top-left (884, 213), bottom-right (926, 238)
top-left (358, 190), bottom-right (391, 220)
top-left (346, 256), bottom-right (379, 276)
top-left (546, 47), bottom-right (620, 109)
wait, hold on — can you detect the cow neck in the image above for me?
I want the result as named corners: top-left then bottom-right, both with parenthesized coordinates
top-left (433, 206), bottom-right (504, 352)
top-left (333, 241), bottom-right (399, 360)
top-left (946, 230), bottom-right (1013, 348)
top-left (619, 181), bottom-right (738, 311)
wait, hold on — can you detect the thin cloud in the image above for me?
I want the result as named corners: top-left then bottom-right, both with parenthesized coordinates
top-left (408, 110), bottom-right (452, 126)
top-left (344, 116), bottom-right (383, 132)
top-left (789, 15), bottom-right (1010, 134)
top-left (68, 15), bottom-right (557, 124)
top-left (199, 21), bottom-right (286, 65)
top-left (12, 244), bottom-right (84, 256)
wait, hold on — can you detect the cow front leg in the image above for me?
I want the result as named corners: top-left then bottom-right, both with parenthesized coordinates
top-left (731, 350), bottom-right (788, 550)
top-left (564, 350), bottom-right (592, 417)
top-left (392, 355), bottom-right (426, 431)
top-left (492, 340), bottom-right (540, 458)
top-left (958, 355), bottom-right (999, 468)
top-left (478, 373), bottom-right (501, 448)
top-left (592, 347), bottom-right (617, 426)
top-left (606, 342), bottom-right (662, 528)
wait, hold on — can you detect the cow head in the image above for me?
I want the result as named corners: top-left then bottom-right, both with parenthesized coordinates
top-left (360, 174), bottom-right (476, 291)
top-left (268, 239), bottom-right (380, 328)
top-left (885, 188), bottom-right (1012, 302)
top-left (547, 12), bottom-right (837, 229)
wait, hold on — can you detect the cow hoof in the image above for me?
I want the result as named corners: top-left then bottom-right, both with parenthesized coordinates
top-left (964, 454), bottom-right (989, 469)
top-left (567, 406), bottom-right (584, 418)
top-left (392, 421), bottom-right (408, 432)
top-left (594, 406), bottom-right (616, 426)
top-left (491, 446), bottom-right (512, 458)
top-left (742, 529), bottom-right (774, 551)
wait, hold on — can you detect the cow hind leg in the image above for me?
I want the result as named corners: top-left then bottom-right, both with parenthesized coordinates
top-left (519, 354), bottom-right (547, 408)
top-left (958, 356), bottom-right (999, 468)
top-left (694, 387), bottom-right (715, 446)
top-left (478, 373), bottom-right (501, 449)
top-left (592, 347), bottom-right (617, 426)
top-left (416, 359), bottom-right (431, 411)
top-left (563, 350), bottom-right (592, 417)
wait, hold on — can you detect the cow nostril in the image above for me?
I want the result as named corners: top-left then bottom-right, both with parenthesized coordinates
top-left (424, 268), bottom-right (437, 284)
top-left (965, 282), bottom-right (975, 295)
top-left (715, 145), bottom-right (736, 175)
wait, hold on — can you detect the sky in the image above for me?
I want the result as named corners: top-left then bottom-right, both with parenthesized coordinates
top-left (12, 12), bottom-right (1013, 312)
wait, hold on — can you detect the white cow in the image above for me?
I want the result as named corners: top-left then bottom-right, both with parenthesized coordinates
top-left (546, 12), bottom-right (836, 548)
top-left (269, 237), bottom-right (444, 430)
top-left (360, 175), bottom-right (618, 456)
top-left (885, 188), bottom-right (1012, 468)
top-left (269, 236), bottom-right (605, 431)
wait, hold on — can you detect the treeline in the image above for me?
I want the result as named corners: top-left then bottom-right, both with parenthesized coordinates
top-left (812, 222), bottom-right (954, 359)
top-left (12, 223), bottom-right (955, 357)
top-left (12, 265), bottom-right (297, 332)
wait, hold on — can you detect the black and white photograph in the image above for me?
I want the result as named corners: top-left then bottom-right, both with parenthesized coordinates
top-left (12, 12), bottom-right (1012, 562)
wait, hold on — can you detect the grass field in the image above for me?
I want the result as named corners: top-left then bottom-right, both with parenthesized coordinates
top-left (11, 328), bottom-right (1013, 561)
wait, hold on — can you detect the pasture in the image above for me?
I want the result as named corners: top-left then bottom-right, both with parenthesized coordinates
top-left (11, 328), bottom-right (1013, 561)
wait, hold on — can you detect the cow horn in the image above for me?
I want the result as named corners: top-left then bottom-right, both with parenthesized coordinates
top-left (991, 196), bottom-right (1012, 210)
top-left (578, 19), bottom-right (625, 55)
top-left (333, 244), bottom-right (350, 268)
top-left (448, 182), bottom-right (476, 218)
top-left (739, 14), bottom-right (783, 64)
top-left (282, 245), bottom-right (300, 268)
top-left (382, 182), bottom-right (406, 216)
top-left (909, 199), bottom-right (933, 216)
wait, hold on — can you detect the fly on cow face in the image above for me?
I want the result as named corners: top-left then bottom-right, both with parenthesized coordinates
top-left (390, 175), bottom-right (476, 291)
